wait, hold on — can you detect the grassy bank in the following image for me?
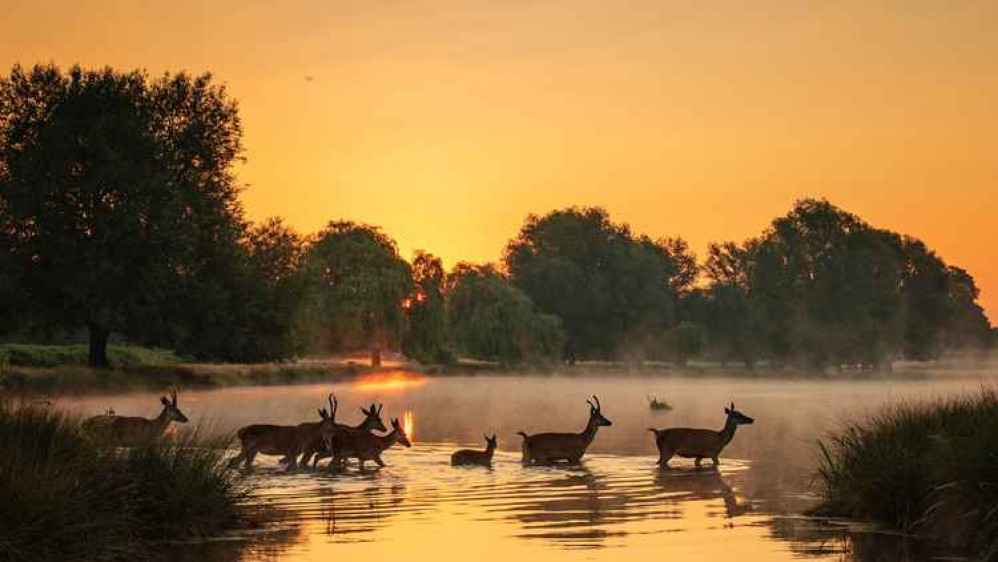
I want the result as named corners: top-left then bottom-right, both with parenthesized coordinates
top-left (814, 387), bottom-right (998, 559)
top-left (0, 343), bottom-right (182, 368)
top-left (0, 401), bottom-right (246, 561)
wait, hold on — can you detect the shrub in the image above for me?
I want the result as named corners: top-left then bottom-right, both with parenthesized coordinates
top-left (815, 388), bottom-right (998, 558)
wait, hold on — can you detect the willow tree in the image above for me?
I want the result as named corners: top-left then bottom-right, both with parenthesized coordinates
top-left (446, 263), bottom-right (564, 364)
top-left (307, 222), bottom-right (412, 366)
top-left (0, 64), bottom-right (244, 367)
top-left (402, 251), bottom-right (452, 364)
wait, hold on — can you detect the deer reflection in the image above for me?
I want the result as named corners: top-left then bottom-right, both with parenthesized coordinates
top-left (654, 468), bottom-right (752, 520)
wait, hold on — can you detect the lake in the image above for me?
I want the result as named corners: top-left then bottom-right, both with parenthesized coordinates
top-left (57, 367), bottom-right (993, 561)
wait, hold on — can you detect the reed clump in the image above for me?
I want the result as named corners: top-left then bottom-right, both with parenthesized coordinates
top-left (815, 387), bottom-right (998, 559)
top-left (0, 400), bottom-right (246, 561)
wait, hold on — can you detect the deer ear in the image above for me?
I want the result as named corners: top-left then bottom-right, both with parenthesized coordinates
top-left (161, 396), bottom-right (170, 406)
top-left (361, 407), bottom-right (369, 415)
top-left (724, 407), bottom-right (731, 414)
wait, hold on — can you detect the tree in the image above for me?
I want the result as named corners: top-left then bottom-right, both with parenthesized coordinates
top-left (307, 222), bottom-right (412, 366)
top-left (402, 251), bottom-right (453, 364)
top-left (504, 207), bottom-right (693, 363)
top-left (0, 64), bottom-right (244, 367)
top-left (174, 217), bottom-right (308, 362)
top-left (445, 263), bottom-right (564, 364)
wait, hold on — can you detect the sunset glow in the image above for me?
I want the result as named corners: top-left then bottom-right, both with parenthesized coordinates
top-left (353, 371), bottom-right (428, 393)
top-left (2, 2), bottom-right (995, 318)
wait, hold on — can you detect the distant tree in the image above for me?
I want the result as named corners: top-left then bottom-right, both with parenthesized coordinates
top-left (446, 263), bottom-right (564, 364)
top-left (504, 207), bottom-right (692, 363)
top-left (942, 266), bottom-right (992, 350)
top-left (0, 64), bottom-right (244, 367)
top-left (402, 251), bottom-right (453, 364)
top-left (660, 321), bottom-right (703, 366)
top-left (307, 222), bottom-right (412, 366)
top-left (899, 238), bottom-right (952, 360)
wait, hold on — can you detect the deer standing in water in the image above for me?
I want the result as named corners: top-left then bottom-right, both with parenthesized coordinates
top-left (451, 434), bottom-right (497, 466)
top-left (648, 402), bottom-right (754, 469)
top-left (518, 396), bottom-right (612, 464)
top-left (324, 417), bottom-right (411, 471)
top-left (298, 400), bottom-right (387, 467)
top-left (82, 389), bottom-right (188, 446)
top-left (228, 396), bottom-right (339, 471)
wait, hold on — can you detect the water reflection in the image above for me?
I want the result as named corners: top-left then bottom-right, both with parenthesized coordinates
top-left (51, 372), bottom-right (987, 561)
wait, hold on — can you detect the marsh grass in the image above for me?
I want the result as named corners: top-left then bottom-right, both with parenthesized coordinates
top-left (815, 387), bottom-right (998, 558)
top-left (0, 400), bottom-right (247, 561)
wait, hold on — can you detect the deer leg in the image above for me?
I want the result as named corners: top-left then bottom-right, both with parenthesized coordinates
top-left (694, 457), bottom-right (703, 469)
top-left (244, 449), bottom-right (258, 469)
top-left (712, 456), bottom-right (721, 467)
top-left (374, 455), bottom-right (386, 468)
top-left (228, 451), bottom-right (246, 469)
top-left (313, 451), bottom-right (332, 468)
top-left (657, 449), bottom-right (674, 468)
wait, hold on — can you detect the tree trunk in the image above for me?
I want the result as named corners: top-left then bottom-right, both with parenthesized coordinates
top-left (88, 322), bottom-right (111, 369)
top-left (370, 347), bottom-right (382, 367)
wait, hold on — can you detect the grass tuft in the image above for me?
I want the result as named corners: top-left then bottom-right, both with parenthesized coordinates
top-left (814, 387), bottom-right (998, 558)
top-left (0, 400), bottom-right (246, 561)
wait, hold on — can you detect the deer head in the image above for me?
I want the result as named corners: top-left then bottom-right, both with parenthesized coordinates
top-left (360, 403), bottom-right (388, 432)
top-left (724, 402), bottom-right (754, 425)
top-left (484, 433), bottom-right (498, 450)
top-left (587, 395), bottom-right (612, 427)
top-left (391, 417), bottom-right (412, 447)
top-left (159, 389), bottom-right (188, 423)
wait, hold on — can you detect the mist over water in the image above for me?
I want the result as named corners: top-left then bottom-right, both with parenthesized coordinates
top-left (57, 369), bottom-right (994, 561)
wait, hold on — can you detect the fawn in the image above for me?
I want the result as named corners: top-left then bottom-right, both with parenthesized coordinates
top-left (451, 434), bottom-right (498, 466)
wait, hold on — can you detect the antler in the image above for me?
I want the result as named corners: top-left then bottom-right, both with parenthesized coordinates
top-left (377, 404), bottom-right (383, 415)
top-left (592, 395), bottom-right (601, 410)
top-left (170, 387), bottom-right (178, 406)
top-left (328, 394), bottom-right (338, 420)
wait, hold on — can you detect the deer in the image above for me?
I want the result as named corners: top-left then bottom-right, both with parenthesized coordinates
top-left (228, 395), bottom-right (339, 471)
top-left (648, 402), bottom-right (754, 469)
top-left (451, 433), bottom-right (498, 466)
top-left (324, 416), bottom-right (411, 472)
top-left (81, 389), bottom-right (188, 446)
top-left (298, 400), bottom-right (387, 467)
top-left (517, 395), bottom-right (612, 464)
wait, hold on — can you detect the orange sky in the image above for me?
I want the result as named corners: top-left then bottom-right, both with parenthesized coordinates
top-left (2, 1), bottom-right (995, 320)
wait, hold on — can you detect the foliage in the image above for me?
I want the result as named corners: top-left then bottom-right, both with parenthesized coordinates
top-left (446, 263), bottom-right (565, 364)
top-left (402, 252), bottom-right (454, 364)
top-left (306, 222), bottom-right (413, 364)
top-left (504, 206), bottom-right (694, 362)
top-left (815, 388), bottom-right (998, 559)
top-left (0, 401), bottom-right (245, 561)
top-left (693, 199), bottom-right (992, 370)
top-left (171, 217), bottom-right (309, 362)
top-left (660, 321), bottom-right (703, 366)
top-left (0, 64), bottom-right (245, 367)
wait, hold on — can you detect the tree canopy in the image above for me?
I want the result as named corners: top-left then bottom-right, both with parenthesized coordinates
top-left (0, 64), bottom-right (244, 366)
top-left (446, 263), bottom-right (564, 364)
top-left (504, 206), bottom-right (695, 362)
top-left (306, 221), bottom-right (412, 366)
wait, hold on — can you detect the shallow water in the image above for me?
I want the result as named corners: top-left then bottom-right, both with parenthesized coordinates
top-left (58, 369), bottom-right (992, 561)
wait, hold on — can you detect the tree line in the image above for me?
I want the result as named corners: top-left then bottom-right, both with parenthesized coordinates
top-left (0, 64), bottom-right (992, 369)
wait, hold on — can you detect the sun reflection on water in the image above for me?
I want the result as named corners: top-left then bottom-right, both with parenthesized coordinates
top-left (402, 409), bottom-right (414, 442)
top-left (352, 371), bottom-right (428, 393)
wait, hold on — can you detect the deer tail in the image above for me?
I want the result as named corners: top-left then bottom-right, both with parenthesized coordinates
top-left (516, 431), bottom-right (529, 439)
top-left (647, 427), bottom-right (659, 434)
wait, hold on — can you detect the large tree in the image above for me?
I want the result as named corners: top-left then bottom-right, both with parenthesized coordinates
top-left (446, 263), bottom-right (564, 364)
top-left (306, 221), bottom-right (412, 366)
top-left (0, 64), bottom-right (244, 367)
top-left (504, 206), bottom-right (694, 362)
